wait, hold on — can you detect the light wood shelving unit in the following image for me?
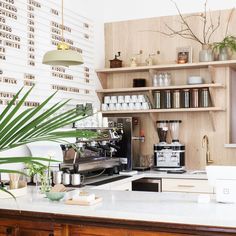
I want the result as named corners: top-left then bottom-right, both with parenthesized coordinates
top-left (96, 60), bottom-right (236, 74)
top-left (96, 62), bottom-right (229, 121)
top-left (101, 107), bottom-right (224, 115)
top-left (96, 83), bottom-right (224, 94)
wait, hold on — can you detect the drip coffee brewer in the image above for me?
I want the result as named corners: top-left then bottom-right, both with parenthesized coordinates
top-left (154, 120), bottom-right (185, 170)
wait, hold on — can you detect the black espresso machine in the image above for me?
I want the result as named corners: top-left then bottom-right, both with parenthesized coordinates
top-left (60, 117), bottom-right (139, 174)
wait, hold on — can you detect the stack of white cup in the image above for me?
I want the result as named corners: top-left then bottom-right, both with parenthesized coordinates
top-left (101, 94), bottom-right (150, 111)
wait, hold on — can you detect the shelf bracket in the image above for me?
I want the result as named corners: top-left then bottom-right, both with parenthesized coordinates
top-left (208, 111), bottom-right (216, 132)
top-left (208, 66), bottom-right (216, 83)
top-left (149, 112), bottom-right (157, 130)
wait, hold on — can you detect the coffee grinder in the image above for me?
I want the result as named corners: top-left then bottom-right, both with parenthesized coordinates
top-left (154, 120), bottom-right (185, 170)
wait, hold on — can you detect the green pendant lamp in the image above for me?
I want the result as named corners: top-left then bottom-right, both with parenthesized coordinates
top-left (42, 0), bottom-right (83, 66)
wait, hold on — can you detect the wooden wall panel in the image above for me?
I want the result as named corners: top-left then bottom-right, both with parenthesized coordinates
top-left (104, 9), bottom-right (236, 169)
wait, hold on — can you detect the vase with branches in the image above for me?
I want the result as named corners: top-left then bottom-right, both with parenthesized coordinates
top-left (0, 86), bottom-right (97, 198)
top-left (151, 0), bottom-right (235, 62)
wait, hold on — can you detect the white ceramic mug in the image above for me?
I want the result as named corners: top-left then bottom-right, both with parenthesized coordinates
top-left (104, 96), bottom-right (111, 104)
top-left (109, 103), bottom-right (115, 110)
top-left (116, 103), bottom-right (122, 110)
top-left (122, 103), bottom-right (128, 110)
top-left (142, 102), bottom-right (149, 110)
top-left (134, 102), bottom-right (142, 110)
top-left (101, 103), bottom-right (108, 111)
top-left (131, 95), bottom-right (138, 103)
top-left (117, 95), bottom-right (124, 103)
top-left (71, 174), bottom-right (81, 186)
top-left (62, 173), bottom-right (70, 185)
top-left (124, 95), bottom-right (131, 103)
top-left (128, 102), bottom-right (135, 110)
top-left (110, 95), bottom-right (117, 104)
top-left (138, 95), bottom-right (145, 103)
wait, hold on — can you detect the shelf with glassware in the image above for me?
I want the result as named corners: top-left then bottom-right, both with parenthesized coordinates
top-left (96, 83), bottom-right (225, 115)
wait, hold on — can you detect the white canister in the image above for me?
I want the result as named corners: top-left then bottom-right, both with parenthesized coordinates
top-left (62, 173), bottom-right (70, 185)
top-left (71, 174), bottom-right (81, 186)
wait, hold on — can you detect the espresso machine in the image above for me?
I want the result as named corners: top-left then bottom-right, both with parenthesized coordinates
top-left (154, 120), bottom-right (185, 170)
top-left (59, 117), bottom-right (137, 175)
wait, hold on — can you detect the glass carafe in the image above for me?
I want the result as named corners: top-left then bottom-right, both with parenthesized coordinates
top-left (169, 120), bottom-right (182, 143)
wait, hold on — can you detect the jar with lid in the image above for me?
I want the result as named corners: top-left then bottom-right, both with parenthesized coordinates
top-left (154, 91), bottom-right (161, 109)
top-left (201, 88), bottom-right (210, 107)
top-left (173, 90), bottom-right (180, 108)
top-left (164, 90), bottom-right (171, 109)
top-left (191, 89), bottom-right (199, 108)
top-left (182, 89), bottom-right (190, 108)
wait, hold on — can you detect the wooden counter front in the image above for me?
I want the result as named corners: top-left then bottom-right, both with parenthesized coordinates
top-left (0, 209), bottom-right (236, 236)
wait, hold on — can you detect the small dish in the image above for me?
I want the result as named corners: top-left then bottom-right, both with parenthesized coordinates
top-left (45, 192), bottom-right (65, 201)
top-left (187, 76), bottom-right (203, 84)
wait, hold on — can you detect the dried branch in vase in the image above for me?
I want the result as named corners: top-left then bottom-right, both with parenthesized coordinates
top-left (153, 0), bottom-right (235, 46)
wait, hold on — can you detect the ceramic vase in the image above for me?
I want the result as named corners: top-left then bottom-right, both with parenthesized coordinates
top-left (199, 44), bottom-right (213, 62)
top-left (219, 47), bottom-right (229, 61)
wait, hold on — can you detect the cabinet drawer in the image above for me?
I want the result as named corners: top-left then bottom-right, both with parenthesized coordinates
top-left (110, 182), bottom-right (131, 191)
top-left (162, 178), bottom-right (213, 193)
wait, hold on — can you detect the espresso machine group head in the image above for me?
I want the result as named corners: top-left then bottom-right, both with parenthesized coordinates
top-left (154, 120), bottom-right (185, 170)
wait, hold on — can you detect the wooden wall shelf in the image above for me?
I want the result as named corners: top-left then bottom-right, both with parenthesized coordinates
top-left (96, 83), bottom-right (224, 94)
top-left (96, 60), bottom-right (236, 74)
top-left (101, 107), bottom-right (224, 115)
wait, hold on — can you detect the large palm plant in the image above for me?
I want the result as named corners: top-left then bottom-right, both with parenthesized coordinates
top-left (0, 87), bottom-right (96, 196)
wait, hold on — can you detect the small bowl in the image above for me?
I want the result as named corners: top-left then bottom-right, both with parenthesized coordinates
top-left (187, 76), bottom-right (203, 84)
top-left (46, 192), bottom-right (65, 201)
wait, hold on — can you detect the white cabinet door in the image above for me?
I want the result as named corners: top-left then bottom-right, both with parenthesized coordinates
top-left (110, 182), bottom-right (131, 191)
top-left (162, 178), bottom-right (213, 193)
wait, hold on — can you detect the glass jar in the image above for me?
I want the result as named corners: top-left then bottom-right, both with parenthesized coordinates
top-left (164, 90), bottom-right (171, 109)
top-left (201, 88), bottom-right (210, 107)
top-left (154, 91), bottom-right (161, 109)
top-left (182, 89), bottom-right (190, 108)
top-left (163, 72), bottom-right (171, 86)
top-left (192, 89), bottom-right (199, 108)
top-left (173, 90), bottom-right (180, 108)
top-left (158, 73), bottom-right (164, 86)
top-left (152, 74), bottom-right (159, 87)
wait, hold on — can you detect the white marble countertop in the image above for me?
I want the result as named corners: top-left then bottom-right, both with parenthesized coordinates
top-left (0, 187), bottom-right (236, 228)
top-left (85, 170), bottom-right (208, 189)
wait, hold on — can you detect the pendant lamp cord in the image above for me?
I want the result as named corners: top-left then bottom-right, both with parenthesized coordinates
top-left (61, 0), bottom-right (64, 42)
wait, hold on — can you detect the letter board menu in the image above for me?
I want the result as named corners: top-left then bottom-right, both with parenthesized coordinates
top-left (0, 0), bottom-right (97, 109)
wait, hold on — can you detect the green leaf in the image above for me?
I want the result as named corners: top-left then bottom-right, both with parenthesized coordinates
top-left (0, 186), bottom-right (16, 200)
top-left (0, 169), bottom-right (26, 176)
top-left (0, 87), bottom-right (33, 135)
top-left (0, 87), bottom-right (24, 123)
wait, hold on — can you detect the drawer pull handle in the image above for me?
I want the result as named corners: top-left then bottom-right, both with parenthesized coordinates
top-left (177, 184), bottom-right (195, 188)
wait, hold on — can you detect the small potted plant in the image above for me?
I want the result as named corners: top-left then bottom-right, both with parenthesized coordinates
top-left (213, 35), bottom-right (236, 61)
